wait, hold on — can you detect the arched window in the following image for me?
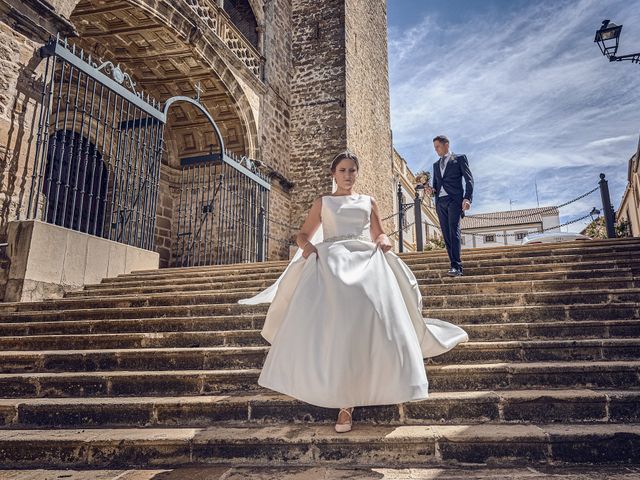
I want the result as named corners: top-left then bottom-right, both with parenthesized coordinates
top-left (224, 0), bottom-right (259, 48)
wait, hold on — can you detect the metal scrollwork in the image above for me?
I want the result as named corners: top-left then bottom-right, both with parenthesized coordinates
top-left (95, 61), bottom-right (138, 95)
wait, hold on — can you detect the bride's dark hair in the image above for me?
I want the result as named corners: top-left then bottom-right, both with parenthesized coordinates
top-left (330, 150), bottom-right (360, 172)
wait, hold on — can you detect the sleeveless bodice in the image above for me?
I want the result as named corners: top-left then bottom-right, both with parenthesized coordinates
top-left (321, 194), bottom-right (371, 241)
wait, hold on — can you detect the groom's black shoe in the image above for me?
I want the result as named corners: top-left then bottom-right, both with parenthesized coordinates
top-left (447, 267), bottom-right (463, 277)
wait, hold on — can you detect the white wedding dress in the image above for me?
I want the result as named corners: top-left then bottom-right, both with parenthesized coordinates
top-left (238, 193), bottom-right (468, 408)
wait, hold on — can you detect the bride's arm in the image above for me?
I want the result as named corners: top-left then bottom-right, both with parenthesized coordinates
top-left (370, 197), bottom-right (392, 252)
top-left (296, 196), bottom-right (322, 258)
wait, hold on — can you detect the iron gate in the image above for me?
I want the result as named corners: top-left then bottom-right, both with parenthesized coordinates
top-left (25, 35), bottom-right (270, 264)
top-left (174, 151), bottom-right (270, 267)
top-left (25, 35), bottom-right (165, 250)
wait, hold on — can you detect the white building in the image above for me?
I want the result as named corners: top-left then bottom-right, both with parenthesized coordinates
top-left (460, 207), bottom-right (560, 249)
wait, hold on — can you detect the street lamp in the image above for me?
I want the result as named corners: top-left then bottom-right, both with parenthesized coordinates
top-left (594, 20), bottom-right (640, 63)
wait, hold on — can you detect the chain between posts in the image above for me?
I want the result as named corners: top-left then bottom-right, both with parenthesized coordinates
top-left (468, 186), bottom-right (600, 220)
top-left (419, 211), bottom-right (595, 238)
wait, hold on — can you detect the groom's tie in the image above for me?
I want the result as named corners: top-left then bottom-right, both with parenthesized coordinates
top-left (439, 156), bottom-right (445, 171)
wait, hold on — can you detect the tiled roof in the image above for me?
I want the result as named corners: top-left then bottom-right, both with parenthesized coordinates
top-left (461, 206), bottom-right (559, 230)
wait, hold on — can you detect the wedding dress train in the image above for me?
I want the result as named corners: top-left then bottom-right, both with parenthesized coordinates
top-left (238, 193), bottom-right (468, 408)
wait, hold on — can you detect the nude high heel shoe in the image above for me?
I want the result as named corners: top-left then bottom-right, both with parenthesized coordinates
top-left (335, 407), bottom-right (354, 433)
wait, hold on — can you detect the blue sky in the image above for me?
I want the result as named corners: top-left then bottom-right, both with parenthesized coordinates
top-left (387, 0), bottom-right (640, 231)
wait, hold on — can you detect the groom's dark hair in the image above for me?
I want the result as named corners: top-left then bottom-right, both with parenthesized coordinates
top-left (433, 135), bottom-right (449, 144)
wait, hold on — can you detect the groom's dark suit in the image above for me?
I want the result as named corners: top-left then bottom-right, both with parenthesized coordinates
top-left (432, 153), bottom-right (474, 272)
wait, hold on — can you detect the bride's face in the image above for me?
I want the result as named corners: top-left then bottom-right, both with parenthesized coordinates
top-left (332, 158), bottom-right (359, 190)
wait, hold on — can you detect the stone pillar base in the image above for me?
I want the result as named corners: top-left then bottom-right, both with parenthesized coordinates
top-left (4, 220), bottom-right (159, 303)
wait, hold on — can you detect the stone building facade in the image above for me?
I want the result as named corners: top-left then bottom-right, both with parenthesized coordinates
top-left (618, 149), bottom-right (640, 237)
top-left (0, 0), bottom-right (394, 300)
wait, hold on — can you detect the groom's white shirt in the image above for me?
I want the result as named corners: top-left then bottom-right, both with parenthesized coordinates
top-left (438, 151), bottom-right (453, 198)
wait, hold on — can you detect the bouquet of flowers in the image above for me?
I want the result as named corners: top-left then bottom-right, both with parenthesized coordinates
top-left (415, 169), bottom-right (433, 196)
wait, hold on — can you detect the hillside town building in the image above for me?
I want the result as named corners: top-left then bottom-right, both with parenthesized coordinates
top-left (460, 206), bottom-right (560, 249)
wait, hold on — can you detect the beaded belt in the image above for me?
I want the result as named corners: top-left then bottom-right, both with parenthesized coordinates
top-left (324, 233), bottom-right (370, 243)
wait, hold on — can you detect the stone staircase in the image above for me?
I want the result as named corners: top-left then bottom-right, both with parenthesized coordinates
top-left (0, 238), bottom-right (640, 476)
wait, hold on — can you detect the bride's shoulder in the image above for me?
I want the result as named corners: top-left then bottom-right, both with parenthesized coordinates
top-left (312, 194), bottom-right (328, 207)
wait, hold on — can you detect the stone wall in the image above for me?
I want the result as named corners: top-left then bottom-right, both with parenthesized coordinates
top-left (0, 21), bottom-right (42, 242)
top-left (155, 164), bottom-right (178, 268)
top-left (267, 184), bottom-right (292, 259)
top-left (289, 0), bottom-right (347, 230)
top-left (345, 0), bottom-right (393, 231)
top-left (260, 0), bottom-right (292, 175)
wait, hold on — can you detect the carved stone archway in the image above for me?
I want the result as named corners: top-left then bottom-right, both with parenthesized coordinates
top-left (67, 0), bottom-right (261, 161)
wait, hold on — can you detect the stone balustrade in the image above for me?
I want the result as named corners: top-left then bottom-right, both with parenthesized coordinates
top-left (184, 0), bottom-right (263, 79)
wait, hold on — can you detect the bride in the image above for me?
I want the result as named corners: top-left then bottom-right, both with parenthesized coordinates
top-left (239, 150), bottom-right (468, 433)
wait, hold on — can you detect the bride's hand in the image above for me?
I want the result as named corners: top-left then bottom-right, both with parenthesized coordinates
top-left (302, 242), bottom-right (318, 259)
top-left (375, 234), bottom-right (392, 253)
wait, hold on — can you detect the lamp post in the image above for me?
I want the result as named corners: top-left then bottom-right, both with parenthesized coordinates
top-left (397, 183), bottom-right (426, 253)
top-left (593, 20), bottom-right (638, 239)
top-left (414, 184), bottom-right (426, 252)
top-left (599, 173), bottom-right (616, 238)
top-left (594, 20), bottom-right (640, 63)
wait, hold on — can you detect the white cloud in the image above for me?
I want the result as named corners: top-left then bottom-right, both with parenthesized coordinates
top-left (388, 0), bottom-right (640, 232)
top-left (586, 134), bottom-right (638, 148)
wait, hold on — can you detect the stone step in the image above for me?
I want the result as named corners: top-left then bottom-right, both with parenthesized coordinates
top-left (0, 423), bottom-right (638, 468)
top-left (0, 315), bottom-right (263, 336)
top-left (2, 339), bottom-right (640, 375)
top-left (103, 252), bottom-right (638, 283)
top-left (3, 288), bottom-right (639, 317)
top-left (99, 251), bottom-right (640, 284)
top-left (1, 361), bottom-right (638, 398)
top-left (78, 263), bottom-right (638, 297)
top-left (122, 238), bottom-right (640, 278)
top-left (2, 319), bottom-right (639, 348)
top-left (464, 319), bottom-right (640, 341)
top-left (426, 278), bottom-right (638, 296)
top-left (1, 389), bottom-right (638, 429)
top-left (1, 298), bottom-right (638, 325)
top-left (67, 275), bottom-right (638, 298)
top-left (430, 303), bottom-right (640, 324)
top-left (4, 466), bottom-right (640, 480)
top-left (431, 289), bottom-right (640, 309)
top-left (0, 328), bottom-right (268, 347)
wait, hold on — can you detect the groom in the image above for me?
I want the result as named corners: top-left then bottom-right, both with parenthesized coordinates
top-left (426, 135), bottom-right (474, 277)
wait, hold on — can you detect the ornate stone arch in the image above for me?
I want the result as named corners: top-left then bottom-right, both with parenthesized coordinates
top-left (66, 0), bottom-right (261, 160)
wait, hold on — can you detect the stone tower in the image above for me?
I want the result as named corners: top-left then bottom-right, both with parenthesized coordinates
top-left (289, 0), bottom-right (393, 229)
